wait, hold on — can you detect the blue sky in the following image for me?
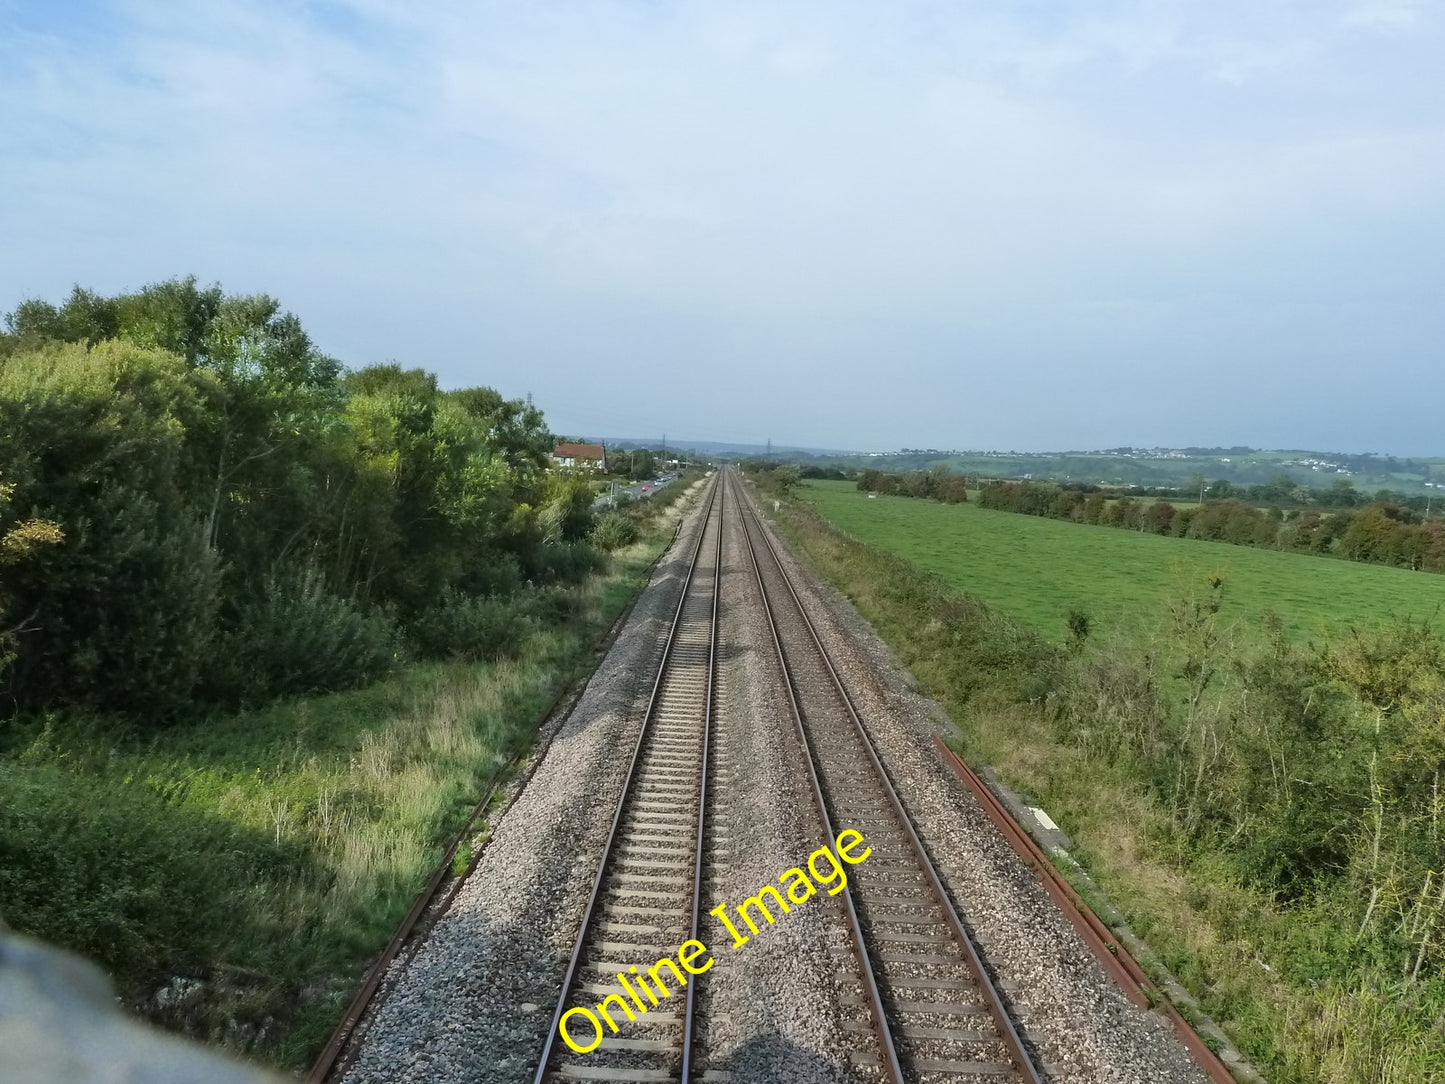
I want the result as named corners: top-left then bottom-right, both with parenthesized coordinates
top-left (2, 1), bottom-right (1442, 453)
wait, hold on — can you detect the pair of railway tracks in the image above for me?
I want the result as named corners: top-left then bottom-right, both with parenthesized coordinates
top-left (532, 469), bottom-right (1044, 1083)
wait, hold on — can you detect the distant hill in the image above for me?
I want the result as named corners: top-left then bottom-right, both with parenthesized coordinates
top-left (598, 437), bottom-right (858, 458)
top-left (592, 439), bottom-right (1445, 495)
top-left (811, 447), bottom-right (1445, 495)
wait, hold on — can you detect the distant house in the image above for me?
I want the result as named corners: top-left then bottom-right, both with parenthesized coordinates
top-left (553, 441), bottom-right (608, 472)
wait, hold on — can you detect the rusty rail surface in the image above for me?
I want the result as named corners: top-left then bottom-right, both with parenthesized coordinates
top-left (933, 739), bottom-right (1241, 1084)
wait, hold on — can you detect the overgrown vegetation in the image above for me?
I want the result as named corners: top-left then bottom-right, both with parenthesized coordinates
top-left (0, 476), bottom-right (695, 1069)
top-left (0, 275), bottom-right (706, 1067)
top-left (773, 477), bottom-right (1445, 1083)
top-left (0, 277), bottom-right (603, 718)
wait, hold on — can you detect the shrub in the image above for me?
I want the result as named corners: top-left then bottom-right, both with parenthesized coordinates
top-left (538, 474), bottom-right (595, 543)
top-left (406, 589), bottom-right (526, 662)
top-left (590, 511), bottom-right (638, 551)
top-left (530, 540), bottom-right (605, 583)
top-left (461, 553), bottom-right (524, 597)
top-left (206, 565), bottom-right (399, 703)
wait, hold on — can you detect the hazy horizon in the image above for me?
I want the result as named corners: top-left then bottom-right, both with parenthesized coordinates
top-left (4, 2), bottom-right (1442, 455)
top-left (600, 437), bottom-right (1444, 460)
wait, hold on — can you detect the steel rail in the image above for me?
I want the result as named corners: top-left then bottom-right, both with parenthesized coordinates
top-left (934, 739), bottom-right (1244, 1084)
top-left (532, 473), bottom-right (722, 1083)
top-left (731, 469), bottom-right (1045, 1084)
top-left (307, 512), bottom-right (691, 1084)
top-left (727, 468), bottom-right (907, 1084)
top-left (679, 476), bottom-right (722, 1082)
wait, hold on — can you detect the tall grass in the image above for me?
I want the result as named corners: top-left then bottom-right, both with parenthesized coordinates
top-left (0, 506), bottom-right (685, 1069)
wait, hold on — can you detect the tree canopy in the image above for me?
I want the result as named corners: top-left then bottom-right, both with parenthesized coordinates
top-left (0, 278), bottom-right (600, 718)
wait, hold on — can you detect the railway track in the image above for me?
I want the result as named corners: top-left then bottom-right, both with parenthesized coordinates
top-left (535, 468), bottom-right (1045, 1083)
top-left (532, 475), bottom-right (724, 1083)
top-left (729, 469), bottom-right (1045, 1084)
top-left (333, 467), bottom-right (1228, 1083)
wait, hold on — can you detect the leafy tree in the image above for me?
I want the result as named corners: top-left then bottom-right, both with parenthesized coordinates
top-left (0, 474), bottom-right (64, 681)
top-left (773, 464), bottom-right (802, 496)
top-left (450, 387), bottom-right (551, 490)
top-left (1146, 501), bottom-right (1176, 535)
top-left (116, 277), bottom-right (224, 362)
top-left (0, 278), bottom-right (607, 719)
top-left (0, 340), bottom-right (222, 713)
top-left (537, 473), bottom-right (595, 545)
top-left (629, 448), bottom-right (656, 481)
top-left (1341, 506), bottom-right (1403, 564)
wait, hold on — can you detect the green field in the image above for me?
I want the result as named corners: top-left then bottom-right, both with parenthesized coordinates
top-left (813, 446), bottom-right (1445, 495)
top-left (798, 480), bottom-right (1445, 644)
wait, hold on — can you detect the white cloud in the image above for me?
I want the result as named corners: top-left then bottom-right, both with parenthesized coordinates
top-left (1342, 0), bottom-right (1425, 32)
top-left (1, 0), bottom-right (1442, 450)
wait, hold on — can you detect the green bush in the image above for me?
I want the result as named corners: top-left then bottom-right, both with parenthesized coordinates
top-left (537, 474), bottom-right (595, 543)
top-left (205, 565), bottom-right (399, 703)
top-left (461, 552), bottom-right (524, 597)
top-left (77, 509), bottom-right (222, 719)
top-left (531, 540), bottom-right (606, 583)
top-left (406, 589), bottom-right (526, 661)
top-left (590, 511), bottom-right (638, 550)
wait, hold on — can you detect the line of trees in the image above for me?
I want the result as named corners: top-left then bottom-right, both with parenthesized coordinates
top-left (855, 466), bottom-right (969, 503)
top-left (0, 278), bottom-right (613, 722)
top-left (857, 468), bottom-right (1445, 574)
top-left (1078, 473), bottom-right (1430, 511)
top-left (977, 482), bottom-right (1445, 572)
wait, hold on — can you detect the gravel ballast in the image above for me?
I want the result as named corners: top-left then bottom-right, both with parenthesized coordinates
top-left (337, 473), bottom-right (1217, 1084)
top-left (338, 487), bottom-right (710, 1084)
top-left (739, 483), bottom-right (1211, 1084)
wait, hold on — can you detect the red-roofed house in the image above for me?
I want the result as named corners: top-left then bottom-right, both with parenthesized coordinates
top-left (552, 441), bottom-right (608, 472)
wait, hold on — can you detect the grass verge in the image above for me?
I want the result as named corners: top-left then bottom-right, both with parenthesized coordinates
top-left (0, 494), bottom-right (692, 1071)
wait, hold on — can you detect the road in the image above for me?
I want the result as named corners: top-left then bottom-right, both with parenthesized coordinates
top-left (591, 472), bottom-right (677, 510)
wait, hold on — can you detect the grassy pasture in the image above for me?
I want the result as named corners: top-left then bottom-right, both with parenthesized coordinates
top-left (799, 480), bottom-right (1445, 645)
